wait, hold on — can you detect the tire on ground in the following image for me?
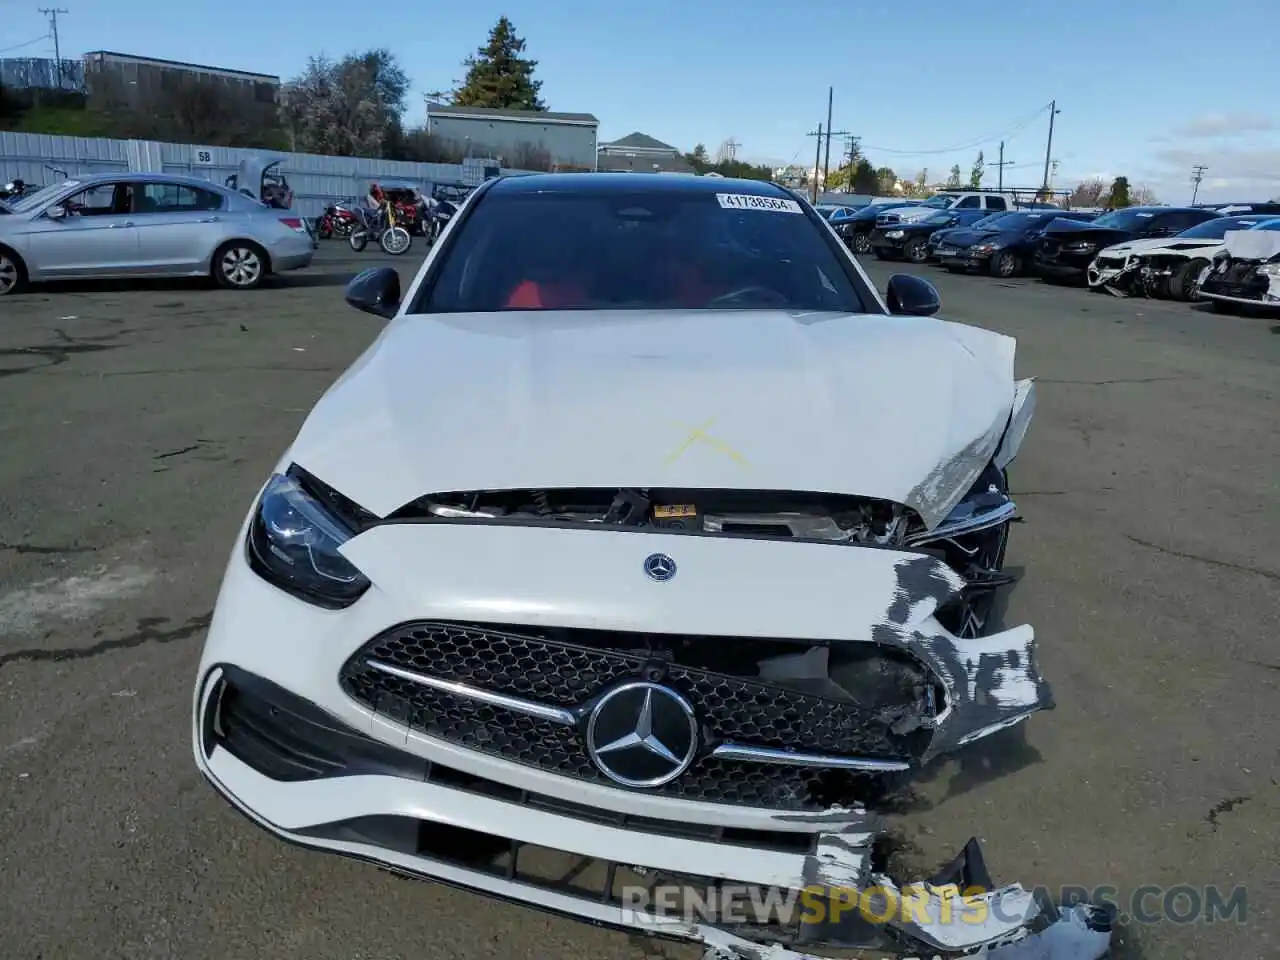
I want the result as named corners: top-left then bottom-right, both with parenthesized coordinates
top-left (213, 241), bottom-right (270, 290)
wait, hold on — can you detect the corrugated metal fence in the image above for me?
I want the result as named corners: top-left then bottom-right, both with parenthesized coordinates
top-left (0, 131), bottom-right (538, 217)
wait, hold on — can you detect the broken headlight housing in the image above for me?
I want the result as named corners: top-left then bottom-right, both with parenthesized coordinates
top-left (247, 471), bottom-right (371, 608)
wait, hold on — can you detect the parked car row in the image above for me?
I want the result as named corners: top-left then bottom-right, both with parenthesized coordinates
top-left (831, 191), bottom-right (1280, 315)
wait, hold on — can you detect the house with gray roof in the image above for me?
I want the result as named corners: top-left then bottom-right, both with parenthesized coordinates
top-left (424, 103), bottom-right (600, 171)
top-left (597, 132), bottom-right (694, 174)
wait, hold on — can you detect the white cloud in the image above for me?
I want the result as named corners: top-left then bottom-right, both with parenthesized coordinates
top-left (1172, 113), bottom-right (1274, 138)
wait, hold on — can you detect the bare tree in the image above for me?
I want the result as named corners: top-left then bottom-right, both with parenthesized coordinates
top-left (1069, 178), bottom-right (1108, 207)
top-left (507, 141), bottom-right (553, 171)
top-left (1130, 184), bottom-right (1160, 205)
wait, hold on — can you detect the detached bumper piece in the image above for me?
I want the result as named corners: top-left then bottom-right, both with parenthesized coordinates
top-left (197, 666), bottom-right (1109, 960)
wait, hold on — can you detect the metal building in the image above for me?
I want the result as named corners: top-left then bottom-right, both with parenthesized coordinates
top-left (424, 104), bottom-right (600, 171)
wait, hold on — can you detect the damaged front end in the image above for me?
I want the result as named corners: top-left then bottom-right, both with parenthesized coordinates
top-left (195, 359), bottom-right (1111, 957)
top-left (1086, 251), bottom-right (1151, 296)
top-left (1198, 237), bottom-right (1280, 310)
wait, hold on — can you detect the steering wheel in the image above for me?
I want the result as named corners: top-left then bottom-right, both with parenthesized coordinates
top-left (705, 285), bottom-right (789, 308)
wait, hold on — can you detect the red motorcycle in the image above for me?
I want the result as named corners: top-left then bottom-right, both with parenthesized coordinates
top-left (317, 202), bottom-right (360, 239)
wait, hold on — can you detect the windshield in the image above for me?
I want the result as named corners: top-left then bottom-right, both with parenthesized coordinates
top-left (1248, 218), bottom-right (1280, 231)
top-left (419, 188), bottom-right (869, 314)
top-left (9, 181), bottom-right (73, 214)
top-left (1091, 209), bottom-right (1156, 231)
top-left (979, 212), bottom-right (1040, 232)
top-left (921, 195), bottom-right (957, 209)
top-left (970, 212), bottom-right (1013, 229)
top-left (1176, 217), bottom-right (1261, 239)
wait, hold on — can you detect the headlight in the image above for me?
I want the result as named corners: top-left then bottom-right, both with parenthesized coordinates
top-left (1258, 262), bottom-right (1280, 278)
top-left (247, 472), bottom-right (371, 608)
top-left (971, 242), bottom-right (998, 254)
top-left (886, 229), bottom-right (905, 239)
top-left (1063, 241), bottom-right (1097, 254)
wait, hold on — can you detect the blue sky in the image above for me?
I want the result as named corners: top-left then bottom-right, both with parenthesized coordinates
top-left (7, 0), bottom-right (1280, 202)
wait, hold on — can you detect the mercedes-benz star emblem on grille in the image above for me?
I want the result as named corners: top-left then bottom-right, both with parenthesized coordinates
top-left (643, 553), bottom-right (676, 582)
top-left (585, 681), bottom-right (698, 787)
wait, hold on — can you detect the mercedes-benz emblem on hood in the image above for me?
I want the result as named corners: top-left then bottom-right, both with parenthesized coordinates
top-left (643, 553), bottom-right (676, 582)
top-left (585, 681), bottom-right (698, 787)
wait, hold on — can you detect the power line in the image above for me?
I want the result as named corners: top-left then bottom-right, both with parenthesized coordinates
top-left (0, 34), bottom-right (49, 54)
top-left (859, 102), bottom-right (1053, 157)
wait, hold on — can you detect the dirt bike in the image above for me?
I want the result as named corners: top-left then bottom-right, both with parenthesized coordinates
top-left (349, 201), bottom-right (412, 255)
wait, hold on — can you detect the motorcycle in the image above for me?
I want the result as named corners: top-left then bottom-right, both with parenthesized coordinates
top-left (425, 198), bottom-right (458, 243)
top-left (1, 179), bottom-right (37, 202)
top-left (348, 200), bottom-right (413, 255)
top-left (317, 202), bottom-right (359, 239)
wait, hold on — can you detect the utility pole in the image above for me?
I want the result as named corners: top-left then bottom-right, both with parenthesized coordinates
top-left (39, 7), bottom-right (69, 71)
top-left (823, 87), bottom-right (834, 189)
top-left (843, 135), bottom-right (860, 167)
top-left (1191, 164), bottom-right (1208, 205)
top-left (807, 123), bottom-right (823, 203)
top-left (1041, 100), bottom-right (1060, 194)
top-left (993, 140), bottom-right (1015, 192)
top-left (724, 138), bottom-right (740, 163)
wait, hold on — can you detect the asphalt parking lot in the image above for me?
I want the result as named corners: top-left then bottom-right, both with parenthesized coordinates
top-left (1, 244), bottom-right (1277, 960)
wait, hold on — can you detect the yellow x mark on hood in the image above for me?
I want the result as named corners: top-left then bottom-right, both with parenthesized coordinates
top-left (663, 418), bottom-right (750, 467)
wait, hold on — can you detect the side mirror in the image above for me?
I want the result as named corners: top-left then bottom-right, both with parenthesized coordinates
top-left (886, 273), bottom-right (941, 317)
top-left (45, 204), bottom-right (66, 220)
top-left (345, 267), bottom-right (401, 319)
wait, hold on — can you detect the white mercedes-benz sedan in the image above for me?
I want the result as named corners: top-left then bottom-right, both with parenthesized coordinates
top-left (193, 173), bottom-right (1111, 960)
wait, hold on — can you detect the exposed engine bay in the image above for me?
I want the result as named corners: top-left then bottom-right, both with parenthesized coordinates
top-left (394, 466), bottom-right (1018, 641)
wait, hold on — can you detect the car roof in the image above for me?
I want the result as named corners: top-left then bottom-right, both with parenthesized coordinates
top-left (486, 172), bottom-right (795, 200)
top-left (51, 171), bottom-right (236, 192)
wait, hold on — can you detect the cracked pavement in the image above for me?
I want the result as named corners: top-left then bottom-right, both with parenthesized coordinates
top-left (1, 248), bottom-right (1278, 960)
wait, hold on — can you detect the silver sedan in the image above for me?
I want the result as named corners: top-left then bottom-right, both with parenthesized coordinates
top-left (0, 172), bottom-right (315, 296)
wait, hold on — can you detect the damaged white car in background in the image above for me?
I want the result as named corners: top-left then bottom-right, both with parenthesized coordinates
top-left (192, 174), bottom-right (1113, 960)
top-left (1086, 213), bottom-right (1280, 300)
top-left (1196, 218), bottom-right (1280, 313)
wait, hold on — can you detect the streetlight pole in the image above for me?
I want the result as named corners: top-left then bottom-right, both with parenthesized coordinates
top-left (1041, 100), bottom-right (1060, 195)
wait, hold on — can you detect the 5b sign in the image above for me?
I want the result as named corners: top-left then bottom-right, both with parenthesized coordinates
top-left (193, 149), bottom-right (213, 165)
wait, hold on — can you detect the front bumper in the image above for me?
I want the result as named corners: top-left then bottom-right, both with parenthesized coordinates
top-left (193, 520), bottom-right (1094, 958)
top-left (938, 249), bottom-right (992, 271)
top-left (195, 663), bottom-right (1108, 959)
top-left (1033, 256), bottom-right (1087, 282)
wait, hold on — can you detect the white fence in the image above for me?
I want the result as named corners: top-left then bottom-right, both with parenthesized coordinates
top-left (0, 131), bottom-right (539, 218)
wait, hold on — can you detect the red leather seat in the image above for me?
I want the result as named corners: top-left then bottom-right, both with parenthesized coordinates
top-left (504, 280), bottom-right (588, 309)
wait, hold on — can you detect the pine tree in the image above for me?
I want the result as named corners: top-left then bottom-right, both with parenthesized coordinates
top-left (453, 17), bottom-right (546, 111)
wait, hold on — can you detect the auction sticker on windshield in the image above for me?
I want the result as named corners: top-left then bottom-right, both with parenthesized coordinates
top-left (717, 194), bottom-right (803, 214)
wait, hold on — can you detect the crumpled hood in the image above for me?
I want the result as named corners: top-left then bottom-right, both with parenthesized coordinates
top-left (1222, 229), bottom-right (1280, 261)
top-left (1042, 219), bottom-right (1130, 245)
top-left (939, 228), bottom-right (1001, 248)
top-left (289, 310), bottom-right (1017, 529)
top-left (1099, 236), bottom-right (1222, 258)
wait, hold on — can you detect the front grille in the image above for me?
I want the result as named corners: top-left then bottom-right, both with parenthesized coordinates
top-left (339, 622), bottom-right (932, 811)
